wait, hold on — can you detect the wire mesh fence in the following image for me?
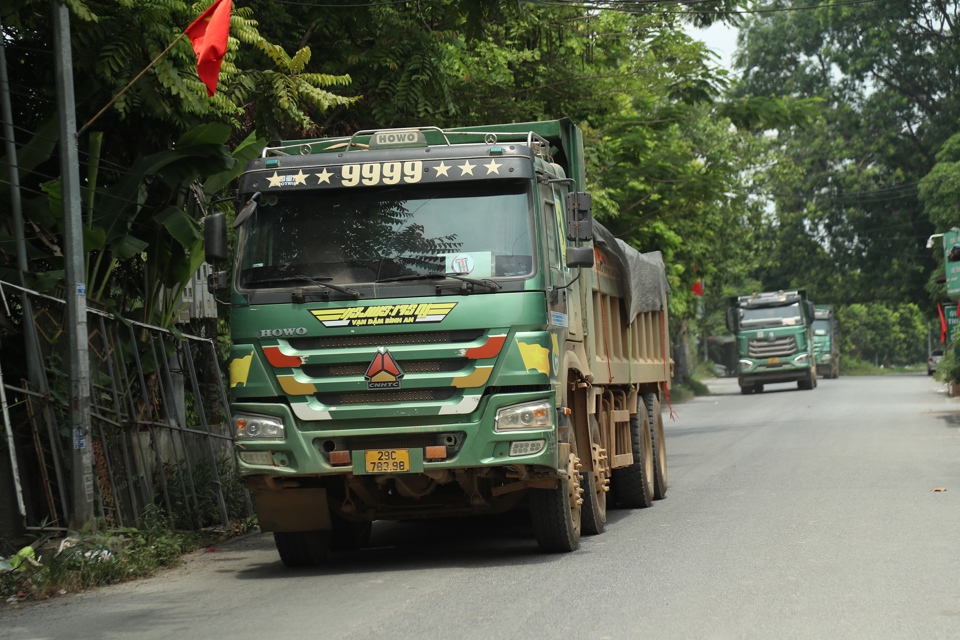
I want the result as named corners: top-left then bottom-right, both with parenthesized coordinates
top-left (0, 280), bottom-right (250, 534)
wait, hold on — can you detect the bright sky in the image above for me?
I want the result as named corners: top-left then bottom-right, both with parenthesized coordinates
top-left (687, 22), bottom-right (740, 71)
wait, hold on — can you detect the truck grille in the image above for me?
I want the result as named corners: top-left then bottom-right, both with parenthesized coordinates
top-left (302, 359), bottom-right (466, 378)
top-left (748, 336), bottom-right (797, 358)
top-left (317, 388), bottom-right (457, 406)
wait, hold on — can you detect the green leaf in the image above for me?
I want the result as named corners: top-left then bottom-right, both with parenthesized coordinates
top-left (111, 234), bottom-right (149, 260)
top-left (154, 206), bottom-right (201, 249)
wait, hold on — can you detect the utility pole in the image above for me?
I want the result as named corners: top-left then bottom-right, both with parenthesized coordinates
top-left (51, 0), bottom-right (94, 531)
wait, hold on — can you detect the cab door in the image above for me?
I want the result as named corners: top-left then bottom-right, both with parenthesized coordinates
top-left (540, 184), bottom-right (578, 340)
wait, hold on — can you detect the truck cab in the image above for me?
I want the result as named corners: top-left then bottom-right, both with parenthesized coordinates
top-left (726, 290), bottom-right (818, 394)
top-left (813, 305), bottom-right (840, 378)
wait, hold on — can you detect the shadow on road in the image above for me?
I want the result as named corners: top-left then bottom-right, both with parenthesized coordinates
top-left (227, 507), bottom-right (644, 579)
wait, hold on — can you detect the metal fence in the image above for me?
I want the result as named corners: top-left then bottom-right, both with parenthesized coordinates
top-left (0, 280), bottom-right (249, 534)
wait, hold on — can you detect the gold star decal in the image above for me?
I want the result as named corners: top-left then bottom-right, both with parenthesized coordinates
top-left (459, 160), bottom-right (475, 176)
top-left (316, 169), bottom-right (333, 184)
top-left (435, 162), bottom-right (451, 177)
top-left (294, 170), bottom-right (308, 185)
top-left (267, 172), bottom-right (283, 188)
top-left (484, 159), bottom-right (502, 175)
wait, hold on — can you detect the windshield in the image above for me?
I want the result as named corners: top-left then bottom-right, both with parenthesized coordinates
top-left (237, 181), bottom-right (534, 289)
top-left (813, 319), bottom-right (831, 336)
top-left (740, 302), bottom-right (802, 327)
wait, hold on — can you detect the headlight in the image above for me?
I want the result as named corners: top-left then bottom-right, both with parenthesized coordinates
top-left (495, 400), bottom-right (553, 432)
top-left (235, 413), bottom-right (285, 440)
top-left (739, 359), bottom-right (753, 370)
top-left (821, 354), bottom-right (832, 362)
top-left (795, 353), bottom-right (809, 364)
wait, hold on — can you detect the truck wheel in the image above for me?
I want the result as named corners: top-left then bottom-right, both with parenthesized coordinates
top-left (330, 513), bottom-right (372, 551)
top-left (274, 531), bottom-right (330, 567)
top-left (643, 392), bottom-right (668, 500)
top-left (581, 415), bottom-right (608, 535)
top-left (611, 399), bottom-right (654, 508)
top-left (799, 369), bottom-right (815, 390)
top-left (530, 446), bottom-right (583, 552)
top-left (740, 384), bottom-right (753, 395)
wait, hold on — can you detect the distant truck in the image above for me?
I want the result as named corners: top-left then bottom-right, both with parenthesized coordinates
top-left (813, 305), bottom-right (840, 378)
top-left (726, 290), bottom-right (817, 394)
top-left (205, 119), bottom-right (672, 566)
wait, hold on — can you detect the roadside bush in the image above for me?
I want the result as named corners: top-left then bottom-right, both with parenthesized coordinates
top-left (1, 513), bottom-right (200, 602)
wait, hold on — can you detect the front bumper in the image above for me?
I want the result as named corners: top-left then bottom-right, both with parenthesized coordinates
top-left (232, 392), bottom-right (560, 477)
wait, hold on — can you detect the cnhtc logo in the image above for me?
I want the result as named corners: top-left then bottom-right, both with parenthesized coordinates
top-left (260, 327), bottom-right (308, 337)
top-left (365, 347), bottom-right (404, 389)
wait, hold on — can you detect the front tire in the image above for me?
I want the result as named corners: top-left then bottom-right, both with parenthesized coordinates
top-left (580, 416), bottom-right (609, 536)
top-left (274, 531), bottom-right (330, 567)
top-left (530, 444), bottom-right (583, 552)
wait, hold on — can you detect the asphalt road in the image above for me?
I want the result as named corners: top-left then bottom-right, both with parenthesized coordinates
top-left (5, 374), bottom-right (960, 639)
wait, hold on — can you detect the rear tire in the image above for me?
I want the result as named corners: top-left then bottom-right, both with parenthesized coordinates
top-left (530, 445), bottom-right (583, 552)
top-left (643, 392), bottom-right (668, 500)
top-left (611, 398), bottom-right (654, 508)
top-left (274, 531), bottom-right (330, 567)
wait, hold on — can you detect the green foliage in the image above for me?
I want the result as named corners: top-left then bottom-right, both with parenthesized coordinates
top-left (836, 302), bottom-right (927, 367)
top-left (160, 455), bottom-right (248, 530)
top-left (934, 348), bottom-right (960, 384)
top-left (733, 1), bottom-right (960, 311)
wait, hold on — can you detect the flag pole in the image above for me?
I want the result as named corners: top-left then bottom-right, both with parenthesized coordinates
top-left (76, 32), bottom-right (187, 140)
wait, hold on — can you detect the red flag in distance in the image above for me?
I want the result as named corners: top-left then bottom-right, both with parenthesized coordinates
top-left (691, 279), bottom-right (703, 297)
top-left (185, 0), bottom-right (233, 97)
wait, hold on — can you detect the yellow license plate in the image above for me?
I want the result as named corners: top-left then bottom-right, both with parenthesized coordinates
top-left (767, 357), bottom-right (780, 364)
top-left (365, 449), bottom-right (410, 473)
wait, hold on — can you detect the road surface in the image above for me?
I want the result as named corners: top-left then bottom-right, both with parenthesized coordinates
top-left (4, 374), bottom-right (960, 639)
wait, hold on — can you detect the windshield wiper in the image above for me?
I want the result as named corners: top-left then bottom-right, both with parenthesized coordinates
top-left (245, 275), bottom-right (362, 299)
top-left (379, 271), bottom-right (501, 291)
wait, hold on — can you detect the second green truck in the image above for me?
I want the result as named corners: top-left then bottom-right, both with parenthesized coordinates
top-left (727, 290), bottom-right (818, 394)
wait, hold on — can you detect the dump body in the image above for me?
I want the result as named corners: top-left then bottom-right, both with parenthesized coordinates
top-left (728, 290), bottom-right (817, 393)
top-left (813, 305), bottom-right (840, 378)
top-left (221, 119), bottom-right (670, 560)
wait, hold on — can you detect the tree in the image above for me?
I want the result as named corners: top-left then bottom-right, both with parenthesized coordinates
top-left (733, 0), bottom-right (960, 310)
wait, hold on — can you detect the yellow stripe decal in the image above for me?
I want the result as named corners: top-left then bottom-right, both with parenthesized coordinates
top-left (277, 376), bottom-right (317, 395)
top-left (451, 366), bottom-right (493, 389)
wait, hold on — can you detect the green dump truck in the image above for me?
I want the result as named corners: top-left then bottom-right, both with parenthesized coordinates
top-left (204, 119), bottom-right (672, 566)
top-left (726, 290), bottom-right (817, 394)
top-left (813, 305), bottom-right (840, 378)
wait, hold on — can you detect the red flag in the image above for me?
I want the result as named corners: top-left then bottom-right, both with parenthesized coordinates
top-left (185, 0), bottom-right (233, 97)
top-left (939, 303), bottom-right (948, 344)
top-left (691, 279), bottom-right (703, 297)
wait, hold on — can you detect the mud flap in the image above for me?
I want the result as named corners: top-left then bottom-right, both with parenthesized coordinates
top-left (251, 488), bottom-right (332, 532)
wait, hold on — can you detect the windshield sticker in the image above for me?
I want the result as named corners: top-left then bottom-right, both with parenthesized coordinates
top-left (311, 302), bottom-right (458, 328)
top-left (252, 158), bottom-right (524, 190)
top-left (443, 252), bottom-right (492, 278)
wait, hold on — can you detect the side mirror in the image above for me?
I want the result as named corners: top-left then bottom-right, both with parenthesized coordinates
top-left (805, 300), bottom-right (816, 323)
top-left (204, 212), bottom-right (228, 264)
top-left (207, 270), bottom-right (228, 294)
top-left (565, 191), bottom-right (593, 243)
top-left (566, 246), bottom-right (595, 269)
top-left (726, 307), bottom-right (736, 333)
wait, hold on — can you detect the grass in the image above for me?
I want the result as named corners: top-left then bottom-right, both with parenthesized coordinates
top-left (1, 513), bottom-right (255, 604)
